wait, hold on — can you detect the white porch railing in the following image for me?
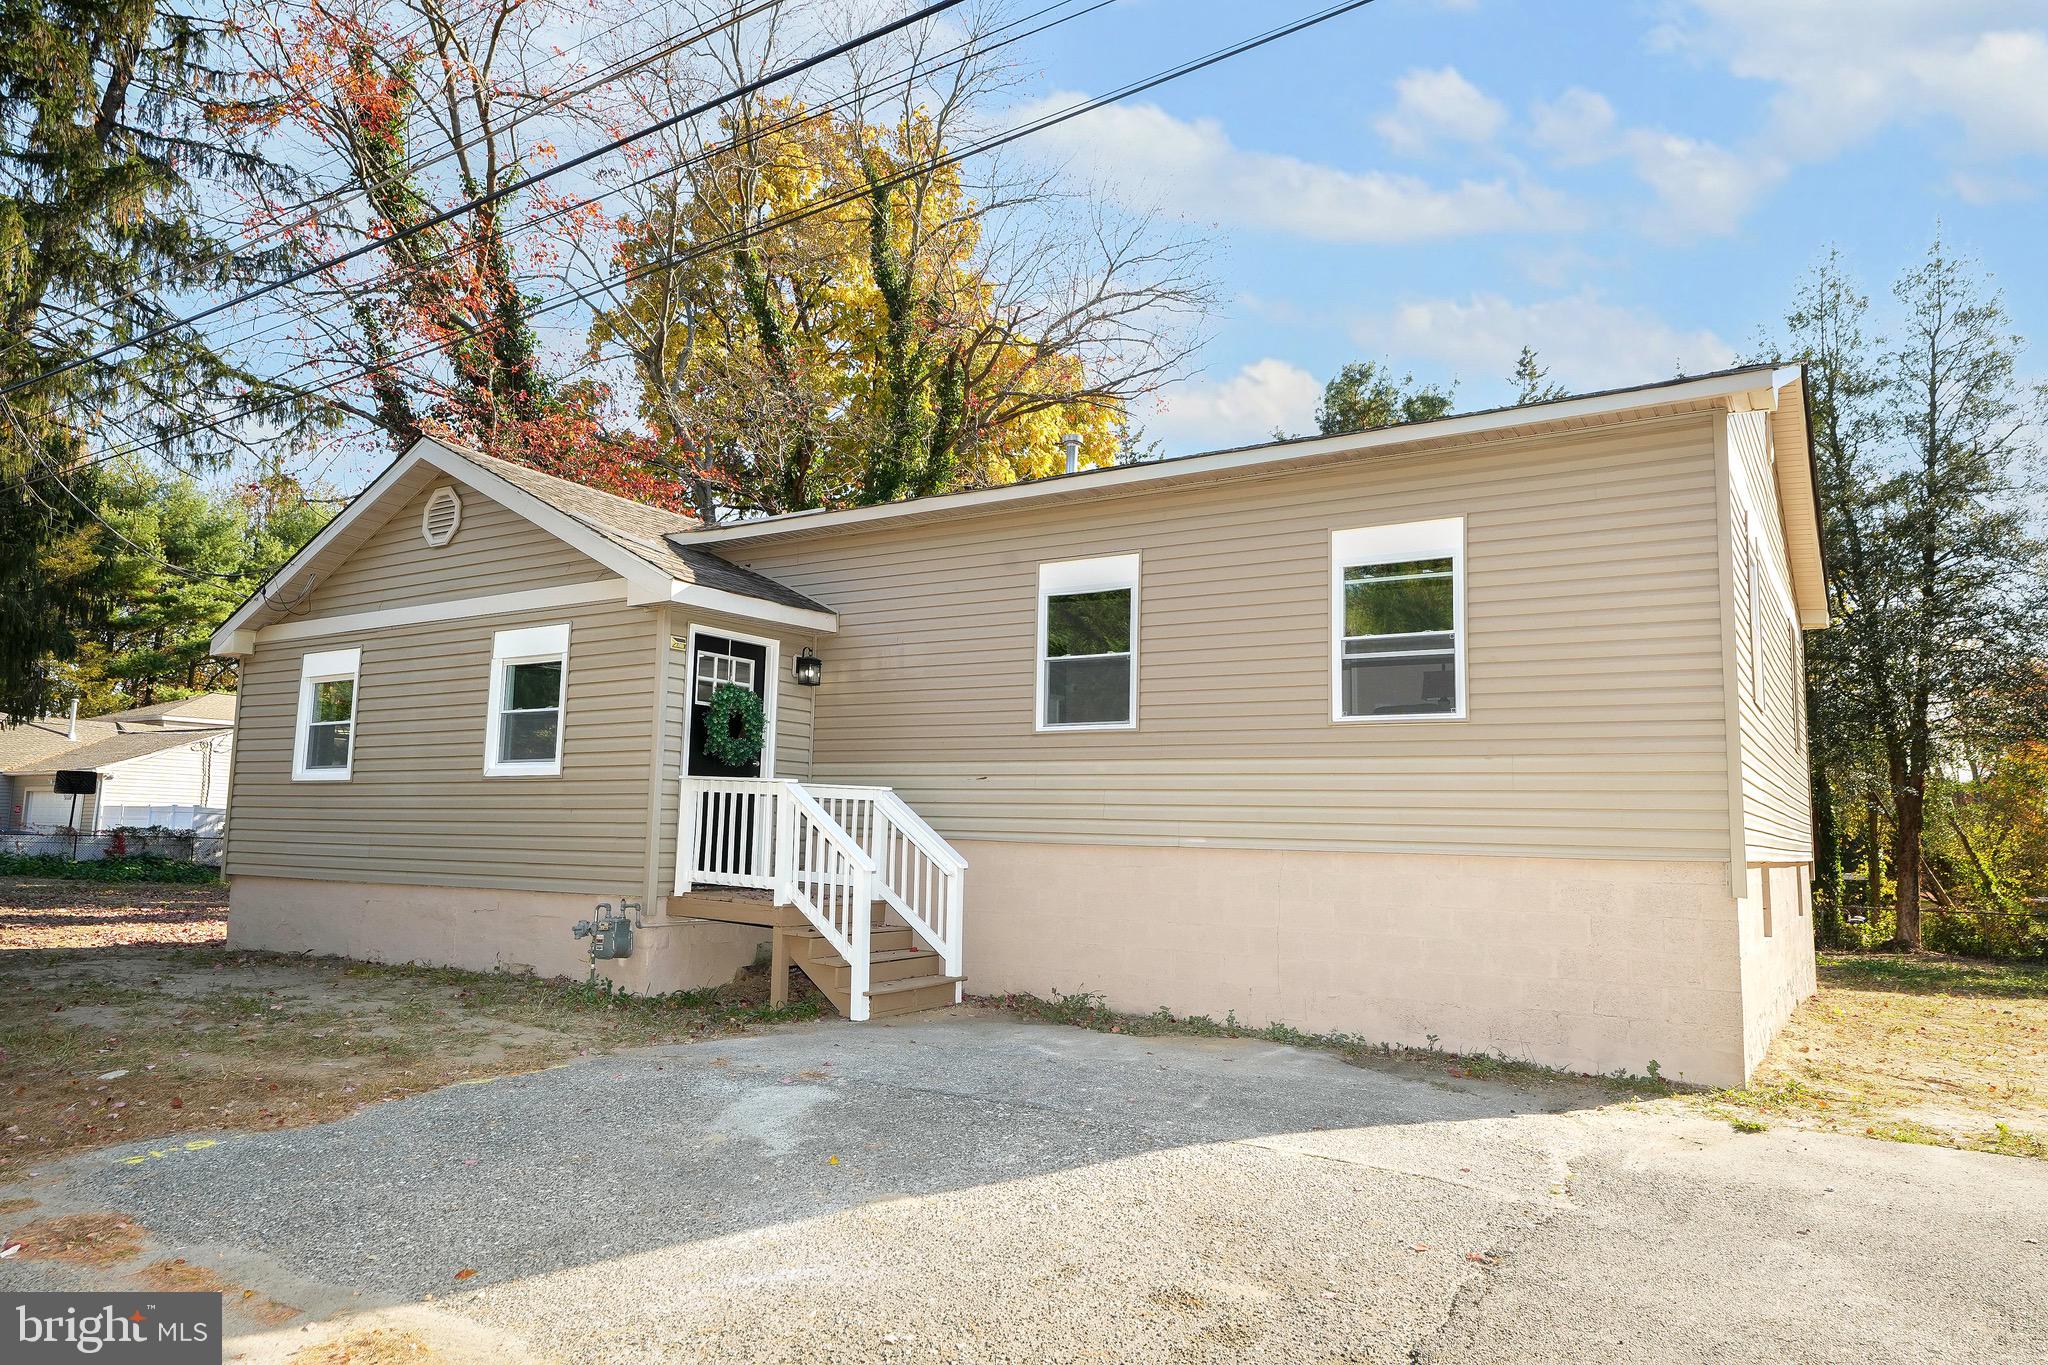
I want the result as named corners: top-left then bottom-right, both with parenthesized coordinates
top-left (778, 784), bottom-right (875, 1019)
top-left (805, 785), bottom-right (966, 985)
top-left (676, 776), bottom-right (968, 1012)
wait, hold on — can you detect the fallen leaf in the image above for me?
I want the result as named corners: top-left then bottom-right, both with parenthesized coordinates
top-left (453, 1267), bottom-right (477, 1281)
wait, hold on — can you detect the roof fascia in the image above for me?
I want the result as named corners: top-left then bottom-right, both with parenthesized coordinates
top-left (682, 366), bottom-right (1790, 548)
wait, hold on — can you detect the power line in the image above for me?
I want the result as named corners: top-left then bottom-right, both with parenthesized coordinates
top-left (129, 0), bottom-right (1111, 403)
top-left (0, 0), bottom-right (969, 401)
top-left (9, 0), bottom-right (1379, 493)
top-left (0, 1), bottom-right (787, 372)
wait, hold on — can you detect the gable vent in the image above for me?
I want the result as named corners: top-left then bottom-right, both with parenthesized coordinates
top-left (421, 485), bottom-right (463, 547)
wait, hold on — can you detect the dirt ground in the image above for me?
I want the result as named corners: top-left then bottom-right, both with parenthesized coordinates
top-left (0, 878), bottom-right (825, 1175)
top-left (5, 879), bottom-right (2044, 1173)
top-left (1705, 953), bottom-right (2048, 1156)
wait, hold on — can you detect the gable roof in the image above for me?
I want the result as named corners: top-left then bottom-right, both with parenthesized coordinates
top-left (460, 451), bottom-right (829, 616)
top-left (211, 439), bottom-right (835, 655)
top-left (4, 726), bottom-right (222, 777)
top-left (96, 693), bottom-right (238, 727)
top-left (0, 717), bottom-right (120, 772)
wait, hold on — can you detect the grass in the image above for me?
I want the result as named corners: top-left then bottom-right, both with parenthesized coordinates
top-left (0, 884), bottom-right (830, 1170)
top-left (1702, 952), bottom-right (2048, 1158)
top-left (991, 989), bottom-right (1682, 1101)
top-left (0, 853), bottom-right (219, 884)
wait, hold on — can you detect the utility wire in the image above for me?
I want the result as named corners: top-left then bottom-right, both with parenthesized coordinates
top-left (0, 0), bottom-right (969, 400)
top-left (0, 0), bottom-right (787, 371)
top-left (7, 0), bottom-right (1379, 492)
top-left (131, 0), bottom-right (1110, 396)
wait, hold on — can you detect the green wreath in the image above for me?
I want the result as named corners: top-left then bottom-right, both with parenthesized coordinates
top-left (703, 682), bottom-right (766, 767)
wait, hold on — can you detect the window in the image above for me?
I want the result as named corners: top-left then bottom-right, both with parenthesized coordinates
top-left (1037, 554), bottom-right (1139, 730)
top-left (1333, 518), bottom-right (1464, 721)
top-left (485, 623), bottom-right (568, 776)
top-left (693, 650), bottom-right (757, 704)
top-left (293, 647), bottom-right (361, 781)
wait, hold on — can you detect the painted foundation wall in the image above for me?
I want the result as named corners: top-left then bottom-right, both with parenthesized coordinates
top-left (1737, 863), bottom-right (1819, 1077)
top-left (956, 839), bottom-right (1754, 1086)
top-left (228, 875), bottom-right (766, 996)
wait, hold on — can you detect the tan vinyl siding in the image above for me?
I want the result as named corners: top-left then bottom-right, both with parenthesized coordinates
top-left (227, 481), bottom-right (666, 892)
top-left (306, 477), bottom-right (611, 617)
top-left (651, 608), bottom-right (817, 894)
top-left (727, 415), bottom-right (1733, 861)
top-left (1728, 411), bottom-right (1813, 861)
top-left (226, 597), bottom-right (661, 893)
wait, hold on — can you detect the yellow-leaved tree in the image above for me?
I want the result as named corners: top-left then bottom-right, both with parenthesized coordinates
top-left (585, 8), bottom-right (1209, 521)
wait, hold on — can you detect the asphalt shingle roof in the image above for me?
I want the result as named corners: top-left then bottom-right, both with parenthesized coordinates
top-left (97, 693), bottom-right (238, 725)
top-left (0, 718), bottom-right (120, 773)
top-left (461, 450), bottom-right (830, 616)
top-left (4, 726), bottom-right (218, 777)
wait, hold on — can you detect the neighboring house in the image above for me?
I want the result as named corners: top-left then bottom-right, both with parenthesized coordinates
top-left (2, 695), bottom-right (236, 839)
top-left (211, 364), bottom-right (1823, 1086)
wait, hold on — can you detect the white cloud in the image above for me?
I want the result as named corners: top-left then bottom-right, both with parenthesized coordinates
top-left (1014, 94), bottom-right (1579, 244)
top-left (1528, 89), bottom-right (1618, 165)
top-left (1527, 86), bottom-right (1781, 238)
top-left (1373, 66), bottom-right (1507, 155)
top-left (1143, 358), bottom-right (1322, 449)
top-left (1658, 2), bottom-right (2048, 163)
top-left (1351, 293), bottom-right (1735, 396)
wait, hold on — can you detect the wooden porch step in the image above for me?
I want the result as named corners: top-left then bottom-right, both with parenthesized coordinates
top-left (805, 947), bottom-right (942, 990)
top-left (865, 973), bottom-right (965, 1017)
top-left (789, 924), bottom-right (917, 956)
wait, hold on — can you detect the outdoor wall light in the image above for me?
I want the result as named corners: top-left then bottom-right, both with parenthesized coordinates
top-left (793, 647), bottom-right (824, 687)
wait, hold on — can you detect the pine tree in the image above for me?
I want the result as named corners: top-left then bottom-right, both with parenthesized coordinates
top-left (1509, 346), bottom-right (1568, 405)
top-left (0, 0), bottom-right (305, 720)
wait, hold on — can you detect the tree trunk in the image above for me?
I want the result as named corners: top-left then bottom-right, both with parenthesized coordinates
top-left (1811, 764), bottom-right (1842, 946)
top-left (1891, 779), bottom-right (1925, 950)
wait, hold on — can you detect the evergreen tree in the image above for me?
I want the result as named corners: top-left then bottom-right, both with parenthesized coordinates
top-left (1778, 242), bottom-right (2048, 949)
top-left (1314, 362), bottom-right (1455, 436)
top-left (1510, 346), bottom-right (1568, 405)
top-left (0, 0), bottom-right (305, 720)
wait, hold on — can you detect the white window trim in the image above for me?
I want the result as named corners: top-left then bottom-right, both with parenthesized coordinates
top-left (292, 647), bottom-right (361, 781)
top-left (1330, 517), bottom-right (1467, 724)
top-left (680, 625), bottom-right (780, 778)
top-left (484, 622), bottom-right (569, 777)
top-left (1035, 553), bottom-right (1140, 732)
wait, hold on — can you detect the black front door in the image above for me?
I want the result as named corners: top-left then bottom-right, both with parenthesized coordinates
top-left (688, 633), bottom-right (771, 778)
top-left (687, 633), bottom-right (772, 883)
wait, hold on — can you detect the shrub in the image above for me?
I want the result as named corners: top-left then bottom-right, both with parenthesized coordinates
top-left (0, 852), bottom-right (219, 884)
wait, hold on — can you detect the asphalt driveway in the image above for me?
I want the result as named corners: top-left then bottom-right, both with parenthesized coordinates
top-left (5, 1009), bottom-right (2045, 1363)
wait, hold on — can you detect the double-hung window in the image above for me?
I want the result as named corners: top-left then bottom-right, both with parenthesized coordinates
top-left (1037, 553), bottom-right (1139, 730)
top-left (485, 623), bottom-right (569, 776)
top-left (293, 648), bottom-right (361, 780)
top-left (1333, 518), bottom-right (1465, 721)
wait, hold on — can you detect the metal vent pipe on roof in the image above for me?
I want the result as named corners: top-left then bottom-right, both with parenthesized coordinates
top-left (1060, 432), bottom-right (1081, 474)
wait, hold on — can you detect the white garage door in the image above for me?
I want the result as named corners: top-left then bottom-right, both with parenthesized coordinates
top-left (24, 791), bottom-right (79, 829)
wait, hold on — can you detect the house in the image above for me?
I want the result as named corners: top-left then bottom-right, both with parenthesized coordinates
top-left (210, 363), bottom-right (1823, 1086)
top-left (2, 694), bottom-right (236, 842)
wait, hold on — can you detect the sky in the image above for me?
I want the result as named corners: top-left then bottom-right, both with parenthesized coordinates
top-left (998, 0), bottom-right (2048, 453)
